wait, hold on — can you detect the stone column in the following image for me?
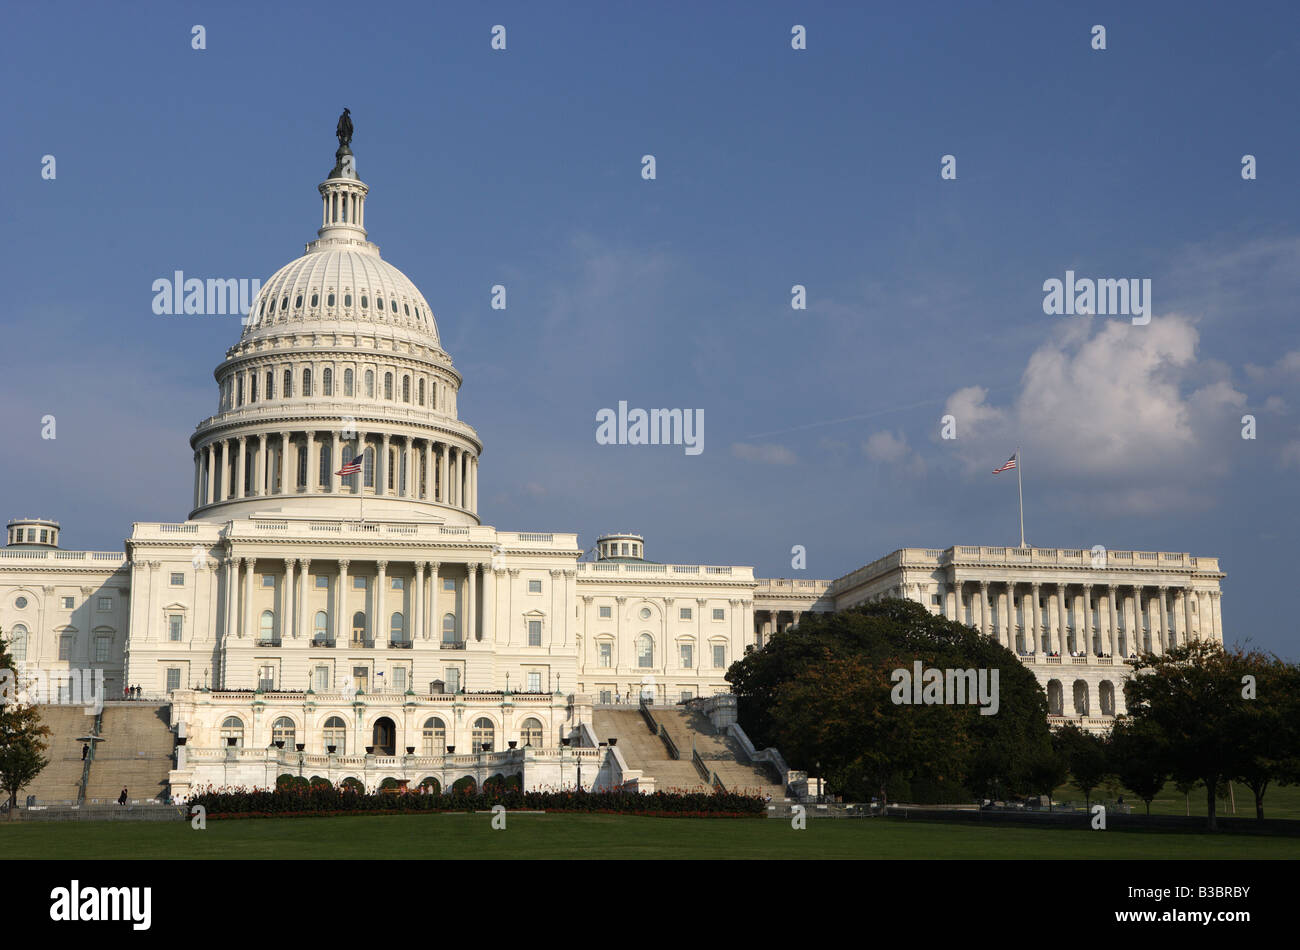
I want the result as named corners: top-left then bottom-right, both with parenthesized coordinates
top-left (467, 563), bottom-right (478, 641)
top-left (428, 561), bottom-right (440, 640)
top-left (256, 433), bottom-right (267, 495)
top-left (1081, 584), bottom-right (1093, 656)
top-left (234, 436), bottom-right (245, 498)
top-left (1030, 583), bottom-right (1041, 653)
top-left (1211, 592), bottom-right (1222, 641)
top-left (441, 443), bottom-right (450, 503)
top-left (483, 566), bottom-right (496, 643)
top-left (330, 432), bottom-right (341, 493)
top-left (224, 556), bottom-right (238, 640)
top-left (1183, 587), bottom-right (1195, 642)
top-left (407, 438), bottom-right (416, 498)
top-left (282, 559), bottom-right (295, 642)
top-left (376, 561), bottom-right (388, 645)
top-left (1107, 585), bottom-right (1119, 656)
top-left (297, 559), bottom-right (311, 638)
top-left (1054, 584), bottom-right (1067, 653)
top-left (978, 581), bottom-right (990, 636)
top-left (948, 578), bottom-right (960, 622)
top-left (338, 560), bottom-right (350, 644)
top-left (1157, 587), bottom-right (1170, 653)
top-left (378, 434), bottom-right (390, 497)
top-left (192, 452), bottom-right (201, 508)
top-left (242, 557), bottom-right (255, 640)
top-left (413, 561), bottom-right (424, 645)
top-left (305, 430), bottom-right (316, 493)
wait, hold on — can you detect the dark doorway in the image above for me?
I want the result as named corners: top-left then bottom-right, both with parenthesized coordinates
top-left (372, 717), bottom-right (396, 756)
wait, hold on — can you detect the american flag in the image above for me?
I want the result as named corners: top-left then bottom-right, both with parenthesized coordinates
top-left (336, 454), bottom-right (363, 477)
top-left (992, 454), bottom-right (1017, 474)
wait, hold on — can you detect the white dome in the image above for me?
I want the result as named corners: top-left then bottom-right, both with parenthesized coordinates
top-left (243, 247), bottom-right (439, 344)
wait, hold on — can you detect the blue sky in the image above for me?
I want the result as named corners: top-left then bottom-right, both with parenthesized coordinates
top-left (3, 1), bottom-right (1299, 657)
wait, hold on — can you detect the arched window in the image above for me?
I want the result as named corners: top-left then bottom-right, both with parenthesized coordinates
top-left (311, 292), bottom-right (318, 308)
top-left (265, 370), bottom-right (274, 400)
top-left (9, 624), bottom-right (27, 661)
top-left (402, 375), bottom-right (411, 402)
top-left (520, 718), bottom-right (543, 749)
top-left (327, 292), bottom-right (335, 307)
top-left (418, 378), bottom-right (425, 406)
top-left (365, 369), bottom-right (374, 397)
top-left (344, 293), bottom-right (352, 308)
top-left (637, 634), bottom-right (654, 668)
top-left (283, 369), bottom-right (293, 398)
top-left (352, 611), bottom-right (367, 643)
top-left (323, 716), bottom-right (346, 754)
top-left (302, 367), bottom-right (313, 397)
top-left (390, 612), bottom-right (405, 643)
top-left (318, 444), bottom-right (330, 489)
top-left (376, 296), bottom-right (384, 311)
top-left (384, 372), bottom-right (394, 400)
top-left (442, 612), bottom-right (457, 643)
top-left (472, 718), bottom-right (495, 752)
top-left (272, 717), bottom-right (295, 748)
top-left (360, 294), bottom-right (368, 309)
top-left (343, 368), bottom-right (354, 396)
top-left (296, 441), bottom-right (308, 489)
top-left (260, 610), bottom-right (275, 641)
top-left (323, 367), bottom-right (333, 396)
top-left (313, 611), bottom-right (328, 643)
top-left (363, 446), bottom-right (375, 488)
top-left (422, 717), bottom-right (446, 756)
top-left (294, 294), bottom-right (303, 309)
top-left (1099, 681), bottom-right (1116, 717)
top-left (1073, 680), bottom-right (1090, 716)
top-left (390, 299), bottom-right (397, 314)
top-left (221, 716), bottom-right (244, 748)
top-left (250, 374), bottom-right (258, 402)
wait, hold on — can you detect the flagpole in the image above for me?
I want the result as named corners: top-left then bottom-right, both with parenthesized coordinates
top-left (1016, 447), bottom-right (1025, 549)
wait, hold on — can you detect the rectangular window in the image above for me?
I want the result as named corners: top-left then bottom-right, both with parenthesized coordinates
top-left (61, 596), bottom-right (74, 609)
top-left (528, 579), bottom-right (542, 593)
top-left (168, 615), bottom-right (183, 641)
top-left (528, 620), bottom-right (542, 646)
top-left (166, 668), bottom-right (182, 692)
top-left (262, 575), bottom-right (275, 588)
top-left (443, 578), bottom-right (455, 591)
top-left (170, 572), bottom-right (184, 586)
top-left (314, 665), bottom-right (330, 692)
top-left (598, 605), bottom-right (612, 619)
top-left (94, 637), bottom-right (110, 662)
top-left (59, 635), bottom-right (73, 660)
top-left (97, 597), bottom-right (112, 611)
top-left (712, 645), bottom-right (726, 669)
top-left (391, 577), bottom-right (404, 590)
top-left (258, 665), bottom-right (275, 691)
top-left (353, 576), bottom-right (367, 590)
top-left (352, 666), bottom-right (368, 693)
top-left (680, 690), bottom-right (694, 702)
top-left (315, 575), bottom-right (329, 589)
top-left (445, 667), bottom-right (460, 693)
top-left (680, 644), bottom-right (693, 668)
top-left (679, 607), bottom-right (692, 620)
top-left (527, 672), bottom-right (541, 692)
top-left (712, 608), bottom-right (724, 621)
top-left (598, 642), bottom-right (612, 667)
top-left (599, 689), bottom-right (612, 704)
top-left (392, 667), bottom-right (407, 692)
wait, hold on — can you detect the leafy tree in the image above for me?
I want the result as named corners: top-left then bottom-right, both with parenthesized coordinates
top-left (1124, 641), bottom-right (1254, 830)
top-left (1108, 718), bottom-right (1170, 815)
top-left (727, 599), bottom-right (1053, 804)
top-left (0, 628), bottom-right (51, 817)
top-left (1229, 653), bottom-right (1300, 819)
top-left (1026, 745), bottom-right (1069, 811)
top-left (1053, 723), bottom-right (1108, 807)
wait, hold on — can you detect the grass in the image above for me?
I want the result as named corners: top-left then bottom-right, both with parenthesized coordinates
top-left (2, 811), bottom-right (1298, 859)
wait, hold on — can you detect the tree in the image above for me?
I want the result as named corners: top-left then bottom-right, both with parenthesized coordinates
top-left (1124, 641), bottom-right (1254, 831)
top-left (1109, 718), bottom-right (1170, 815)
top-left (1053, 723), bottom-right (1108, 808)
top-left (1230, 653), bottom-right (1300, 819)
top-left (0, 628), bottom-right (51, 817)
top-left (1026, 746), bottom-right (1069, 811)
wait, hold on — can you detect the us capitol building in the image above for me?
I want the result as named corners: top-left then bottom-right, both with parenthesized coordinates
top-left (0, 118), bottom-right (1226, 799)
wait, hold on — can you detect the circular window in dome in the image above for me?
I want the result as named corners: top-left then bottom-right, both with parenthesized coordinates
top-left (639, 607), bottom-right (651, 620)
top-left (344, 294), bottom-right (352, 307)
top-left (15, 596), bottom-right (28, 609)
top-left (360, 295), bottom-right (368, 309)
top-left (294, 294), bottom-right (303, 309)
top-left (310, 293), bottom-right (318, 307)
top-left (376, 298), bottom-right (384, 311)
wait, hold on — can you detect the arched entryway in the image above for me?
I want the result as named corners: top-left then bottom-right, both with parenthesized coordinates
top-left (372, 716), bottom-right (396, 756)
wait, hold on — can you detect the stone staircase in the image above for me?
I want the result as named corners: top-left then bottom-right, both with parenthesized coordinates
top-left (83, 704), bottom-right (174, 803)
top-left (590, 708), bottom-right (710, 793)
top-left (651, 705), bottom-right (786, 799)
top-left (23, 705), bottom-right (97, 804)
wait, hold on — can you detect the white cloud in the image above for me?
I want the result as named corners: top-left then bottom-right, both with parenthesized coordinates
top-left (730, 442), bottom-right (797, 465)
top-left (862, 429), bottom-right (927, 475)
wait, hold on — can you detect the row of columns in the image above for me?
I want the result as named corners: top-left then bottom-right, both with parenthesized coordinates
top-left (756, 608), bottom-right (803, 645)
top-left (221, 363), bottom-right (445, 414)
top-left (929, 578), bottom-right (1220, 656)
top-left (195, 431), bottom-right (477, 512)
top-left (222, 557), bottom-right (496, 646)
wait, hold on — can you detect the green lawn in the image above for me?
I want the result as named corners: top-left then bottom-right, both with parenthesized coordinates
top-left (2, 812), bottom-right (1297, 859)
top-left (1052, 778), bottom-right (1300, 819)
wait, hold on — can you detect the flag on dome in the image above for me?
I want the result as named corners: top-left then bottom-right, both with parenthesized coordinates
top-left (992, 454), bottom-right (1017, 474)
top-left (336, 455), bottom-right (363, 477)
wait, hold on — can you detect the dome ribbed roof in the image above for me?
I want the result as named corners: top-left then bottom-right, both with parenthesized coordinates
top-left (242, 247), bottom-right (439, 344)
